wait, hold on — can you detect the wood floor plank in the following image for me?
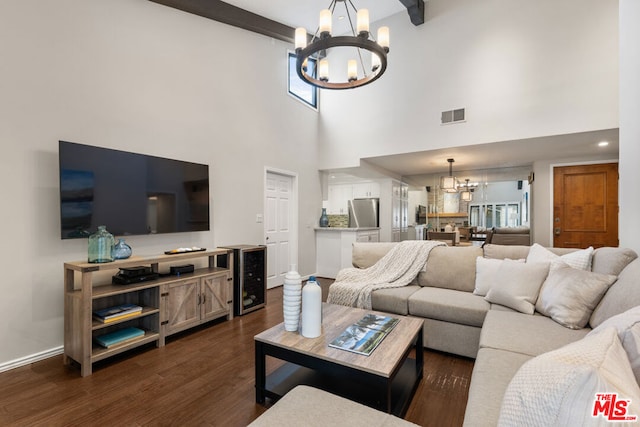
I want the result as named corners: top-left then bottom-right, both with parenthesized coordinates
top-left (0, 280), bottom-right (474, 426)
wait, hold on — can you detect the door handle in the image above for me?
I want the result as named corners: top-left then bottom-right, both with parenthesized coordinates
top-left (555, 227), bottom-right (561, 235)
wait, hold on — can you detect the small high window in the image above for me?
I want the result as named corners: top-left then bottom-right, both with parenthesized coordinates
top-left (287, 51), bottom-right (318, 110)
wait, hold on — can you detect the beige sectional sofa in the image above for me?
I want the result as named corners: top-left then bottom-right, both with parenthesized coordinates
top-left (350, 242), bottom-right (640, 426)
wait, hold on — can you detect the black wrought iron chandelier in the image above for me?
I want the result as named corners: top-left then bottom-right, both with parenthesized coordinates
top-left (294, 0), bottom-right (390, 90)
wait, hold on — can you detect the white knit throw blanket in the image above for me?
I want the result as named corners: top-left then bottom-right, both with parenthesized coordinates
top-left (327, 240), bottom-right (446, 309)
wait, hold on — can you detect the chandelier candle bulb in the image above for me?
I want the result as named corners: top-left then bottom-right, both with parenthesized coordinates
top-left (295, 27), bottom-right (307, 50)
top-left (319, 9), bottom-right (332, 36)
top-left (319, 59), bottom-right (329, 82)
top-left (371, 52), bottom-right (381, 72)
top-left (356, 9), bottom-right (369, 36)
top-left (347, 60), bottom-right (357, 81)
top-left (378, 26), bottom-right (390, 51)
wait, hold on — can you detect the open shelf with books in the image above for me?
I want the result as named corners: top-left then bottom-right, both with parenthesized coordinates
top-left (91, 307), bottom-right (160, 330)
top-left (91, 329), bottom-right (161, 363)
top-left (63, 249), bottom-right (234, 376)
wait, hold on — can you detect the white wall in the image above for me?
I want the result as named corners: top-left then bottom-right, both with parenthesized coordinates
top-left (318, 0), bottom-right (619, 169)
top-left (619, 0), bottom-right (640, 254)
top-left (0, 0), bottom-right (321, 367)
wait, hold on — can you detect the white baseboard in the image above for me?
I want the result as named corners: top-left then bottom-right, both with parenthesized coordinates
top-left (0, 346), bottom-right (63, 374)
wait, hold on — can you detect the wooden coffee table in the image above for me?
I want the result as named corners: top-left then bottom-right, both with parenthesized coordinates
top-left (254, 303), bottom-right (424, 417)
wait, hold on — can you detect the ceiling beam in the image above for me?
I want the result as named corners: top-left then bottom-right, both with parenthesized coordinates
top-left (148, 0), bottom-right (297, 43)
top-left (398, 0), bottom-right (425, 26)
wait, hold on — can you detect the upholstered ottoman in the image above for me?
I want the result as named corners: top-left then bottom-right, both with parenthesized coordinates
top-left (248, 385), bottom-right (418, 427)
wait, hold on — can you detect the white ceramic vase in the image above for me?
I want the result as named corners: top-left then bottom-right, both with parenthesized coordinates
top-left (283, 265), bottom-right (302, 332)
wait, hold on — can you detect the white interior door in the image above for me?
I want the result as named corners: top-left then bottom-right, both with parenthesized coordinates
top-left (265, 171), bottom-right (295, 288)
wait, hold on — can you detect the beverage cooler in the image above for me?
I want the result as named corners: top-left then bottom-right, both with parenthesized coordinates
top-left (217, 245), bottom-right (266, 316)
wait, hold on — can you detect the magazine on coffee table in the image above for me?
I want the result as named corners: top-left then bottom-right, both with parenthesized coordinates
top-left (329, 314), bottom-right (399, 356)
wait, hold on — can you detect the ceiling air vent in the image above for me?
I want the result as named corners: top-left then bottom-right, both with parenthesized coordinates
top-left (441, 108), bottom-right (466, 125)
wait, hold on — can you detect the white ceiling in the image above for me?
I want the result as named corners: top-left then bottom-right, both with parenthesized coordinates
top-left (223, 0), bottom-right (406, 35)
top-left (329, 129), bottom-right (619, 185)
top-left (220, 2), bottom-right (619, 185)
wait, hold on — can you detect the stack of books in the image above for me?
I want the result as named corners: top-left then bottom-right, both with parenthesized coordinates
top-left (93, 303), bottom-right (142, 324)
top-left (94, 327), bottom-right (145, 348)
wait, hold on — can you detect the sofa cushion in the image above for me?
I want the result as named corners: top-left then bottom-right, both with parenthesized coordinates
top-left (535, 261), bottom-right (617, 329)
top-left (588, 305), bottom-right (640, 384)
top-left (482, 244), bottom-right (531, 260)
top-left (526, 243), bottom-right (594, 270)
top-left (462, 348), bottom-right (532, 427)
top-left (371, 285), bottom-right (421, 316)
top-left (498, 328), bottom-right (640, 427)
top-left (408, 287), bottom-right (490, 327)
top-left (490, 303), bottom-right (518, 312)
top-left (590, 258), bottom-right (640, 328)
top-left (351, 242), bottom-right (398, 269)
top-left (484, 260), bottom-right (549, 314)
top-left (417, 245), bottom-right (483, 292)
top-left (422, 317), bottom-right (482, 359)
top-left (480, 310), bottom-right (589, 357)
top-left (248, 385), bottom-right (419, 427)
top-left (591, 247), bottom-right (638, 276)
top-left (483, 244), bottom-right (577, 261)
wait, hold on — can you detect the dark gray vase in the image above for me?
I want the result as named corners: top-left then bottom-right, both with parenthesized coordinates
top-left (319, 208), bottom-right (329, 227)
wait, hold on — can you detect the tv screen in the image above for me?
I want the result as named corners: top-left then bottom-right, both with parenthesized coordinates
top-left (59, 141), bottom-right (210, 239)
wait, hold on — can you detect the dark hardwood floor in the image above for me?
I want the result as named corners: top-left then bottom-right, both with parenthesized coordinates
top-left (0, 279), bottom-right (474, 426)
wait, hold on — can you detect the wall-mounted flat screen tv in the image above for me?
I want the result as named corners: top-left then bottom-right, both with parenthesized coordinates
top-left (59, 141), bottom-right (210, 239)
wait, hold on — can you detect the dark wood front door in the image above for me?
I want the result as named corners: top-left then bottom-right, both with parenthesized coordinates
top-left (553, 163), bottom-right (618, 248)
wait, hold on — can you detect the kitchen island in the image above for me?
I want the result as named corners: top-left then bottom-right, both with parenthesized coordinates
top-left (315, 227), bottom-right (380, 279)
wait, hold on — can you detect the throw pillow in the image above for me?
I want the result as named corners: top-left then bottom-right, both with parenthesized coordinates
top-left (498, 328), bottom-right (640, 427)
top-left (588, 305), bottom-right (640, 384)
top-left (536, 261), bottom-right (617, 329)
top-left (473, 257), bottom-right (525, 296)
top-left (484, 260), bottom-right (549, 314)
top-left (526, 243), bottom-right (594, 271)
top-left (591, 247), bottom-right (638, 276)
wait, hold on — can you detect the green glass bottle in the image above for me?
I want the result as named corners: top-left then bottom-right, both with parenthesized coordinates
top-left (88, 225), bottom-right (115, 263)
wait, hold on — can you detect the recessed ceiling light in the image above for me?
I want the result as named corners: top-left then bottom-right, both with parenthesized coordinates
top-left (598, 141), bottom-right (609, 147)
top-left (337, 15), bottom-right (345, 20)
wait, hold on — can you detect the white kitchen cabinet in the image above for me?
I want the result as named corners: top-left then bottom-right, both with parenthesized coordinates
top-left (327, 184), bottom-right (353, 214)
top-left (315, 228), bottom-right (380, 278)
top-left (391, 181), bottom-right (409, 242)
top-left (352, 182), bottom-right (380, 198)
top-left (356, 230), bottom-right (380, 242)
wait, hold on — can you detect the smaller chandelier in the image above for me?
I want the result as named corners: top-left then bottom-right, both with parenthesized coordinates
top-left (294, 0), bottom-right (389, 90)
top-left (460, 179), bottom-right (473, 202)
top-left (440, 159), bottom-right (458, 193)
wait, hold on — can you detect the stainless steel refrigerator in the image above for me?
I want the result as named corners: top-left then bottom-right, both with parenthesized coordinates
top-left (348, 198), bottom-right (379, 228)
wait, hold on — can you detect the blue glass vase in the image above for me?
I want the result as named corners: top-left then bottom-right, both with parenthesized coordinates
top-left (88, 225), bottom-right (115, 263)
top-left (319, 208), bottom-right (329, 227)
top-left (112, 238), bottom-right (132, 260)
